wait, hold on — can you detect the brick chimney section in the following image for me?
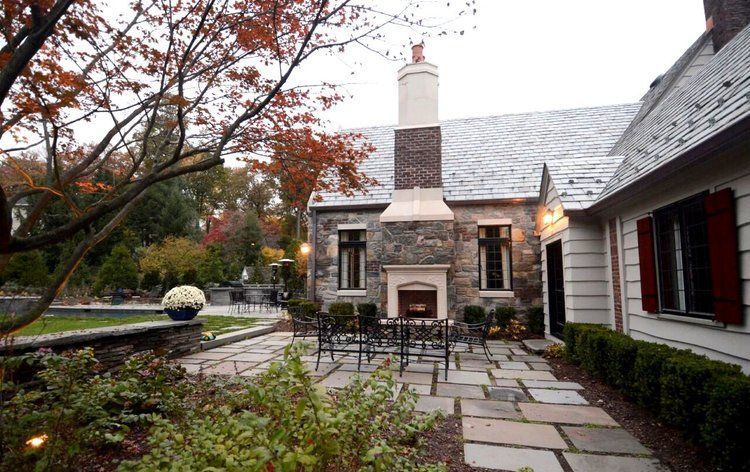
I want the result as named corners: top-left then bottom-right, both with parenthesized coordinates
top-left (704, 0), bottom-right (750, 51)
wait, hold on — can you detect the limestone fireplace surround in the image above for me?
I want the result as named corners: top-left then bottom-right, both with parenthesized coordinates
top-left (383, 264), bottom-right (450, 319)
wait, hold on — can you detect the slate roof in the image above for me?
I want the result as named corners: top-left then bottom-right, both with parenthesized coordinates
top-left (311, 103), bottom-right (641, 208)
top-left (545, 156), bottom-right (625, 210)
top-left (599, 24), bottom-right (750, 201)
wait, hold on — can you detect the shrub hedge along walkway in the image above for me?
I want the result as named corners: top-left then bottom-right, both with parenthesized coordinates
top-left (179, 332), bottom-right (667, 471)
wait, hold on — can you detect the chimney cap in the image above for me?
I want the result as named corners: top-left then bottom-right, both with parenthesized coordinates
top-left (411, 42), bottom-right (425, 63)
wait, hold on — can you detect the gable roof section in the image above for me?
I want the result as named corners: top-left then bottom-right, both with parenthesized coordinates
top-left (598, 24), bottom-right (750, 202)
top-left (311, 103), bottom-right (641, 208)
top-left (544, 156), bottom-right (625, 211)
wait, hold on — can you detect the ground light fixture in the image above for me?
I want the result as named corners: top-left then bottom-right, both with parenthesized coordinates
top-left (26, 434), bottom-right (48, 449)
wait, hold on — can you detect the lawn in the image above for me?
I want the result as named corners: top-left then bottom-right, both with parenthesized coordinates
top-left (12, 314), bottom-right (256, 337)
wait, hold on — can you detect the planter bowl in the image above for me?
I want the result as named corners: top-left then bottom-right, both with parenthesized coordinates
top-left (164, 307), bottom-right (200, 321)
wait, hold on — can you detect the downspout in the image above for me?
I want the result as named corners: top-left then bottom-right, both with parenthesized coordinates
top-left (309, 208), bottom-right (317, 302)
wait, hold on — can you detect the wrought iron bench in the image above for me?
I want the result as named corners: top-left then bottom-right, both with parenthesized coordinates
top-left (289, 306), bottom-right (318, 343)
top-left (315, 313), bottom-right (360, 369)
top-left (401, 318), bottom-right (452, 380)
top-left (359, 315), bottom-right (402, 370)
top-left (450, 309), bottom-right (495, 362)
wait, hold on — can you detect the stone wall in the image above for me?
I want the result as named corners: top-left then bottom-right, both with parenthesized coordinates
top-left (313, 201), bottom-right (542, 319)
top-left (1, 320), bottom-right (203, 369)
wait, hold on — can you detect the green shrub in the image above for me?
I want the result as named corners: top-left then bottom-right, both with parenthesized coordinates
top-left (94, 244), bottom-right (139, 294)
top-left (4, 250), bottom-right (49, 288)
top-left (328, 301), bottom-right (354, 317)
top-left (562, 323), bottom-right (608, 363)
top-left (463, 305), bottom-right (486, 324)
top-left (602, 333), bottom-right (639, 389)
top-left (299, 301), bottom-right (320, 318)
top-left (702, 375), bottom-right (750, 471)
top-left (659, 352), bottom-right (742, 435)
top-left (141, 270), bottom-right (161, 291)
top-left (630, 341), bottom-right (676, 410)
top-left (494, 306), bottom-right (516, 328)
top-left (526, 306), bottom-right (545, 335)
top-left (357, 302), bottom-right (378, 318)
top-left (287, 298), bottom-right (306, 309)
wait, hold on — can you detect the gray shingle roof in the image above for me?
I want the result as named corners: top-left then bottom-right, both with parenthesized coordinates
top-left (311, 103), bottom-right (641, 208)
top-left (546, 156), bottom-right (625, 210)
top-left (599, 25), bottom-right (750, 201)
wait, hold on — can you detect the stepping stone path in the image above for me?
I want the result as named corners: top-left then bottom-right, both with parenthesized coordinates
top-left (177, 332), bottom-right (666, 471)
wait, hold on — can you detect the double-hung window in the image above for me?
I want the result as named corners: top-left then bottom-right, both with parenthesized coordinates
top-left (653, 193), bottom-right (713, 318)
top-left (478, 225), bottom-right (512, 290)
top-left (338, 229), bottom-right (366, 290)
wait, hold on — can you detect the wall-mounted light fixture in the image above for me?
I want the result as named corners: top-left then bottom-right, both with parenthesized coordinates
top-left (542, 209), bottom-right (554, 227)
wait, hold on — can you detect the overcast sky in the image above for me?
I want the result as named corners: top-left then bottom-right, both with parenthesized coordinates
top-left (304, 0), bottom-right (707, 131)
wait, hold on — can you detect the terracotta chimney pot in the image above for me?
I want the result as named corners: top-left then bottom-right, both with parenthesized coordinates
top-left (411, 43), bottom-right (425, 63)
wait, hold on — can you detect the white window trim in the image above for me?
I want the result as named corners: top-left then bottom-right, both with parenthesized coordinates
top-left (479, 290), bottom-right (514, 298)
top-left (337, 289), bottom-right (367, 297)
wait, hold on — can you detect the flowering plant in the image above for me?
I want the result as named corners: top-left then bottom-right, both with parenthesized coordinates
top-left (162, 286), bottom-right (206, 311)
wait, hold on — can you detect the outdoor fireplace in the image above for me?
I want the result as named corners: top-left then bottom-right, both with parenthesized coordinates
top-left (398, 290), bottom-right (438, 318)
top-left (383, 264), bottom-right (450, 319)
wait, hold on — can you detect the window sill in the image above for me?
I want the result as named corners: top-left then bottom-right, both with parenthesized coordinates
top-left (654, 312), bottom-right (724, 327)
top-left (337, 289), bottom-right (367, 297)
top-left (479, 290), bottom-right (514, 299)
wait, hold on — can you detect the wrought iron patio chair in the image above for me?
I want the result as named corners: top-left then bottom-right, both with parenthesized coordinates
top-left (450, 309), bottom-right (495, 362)
top-left (359, 315), bottom-right (401, 370)
top-left (315, 313), bottom-right (360, 370)
top-left (228, 289), bottom-right (246, 315)
top-left (290, 305), bottom-right (318, 343)
top-left (401, 318), bottom-right (452, 380)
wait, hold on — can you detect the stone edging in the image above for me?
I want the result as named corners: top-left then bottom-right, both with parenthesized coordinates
top-left (200, 323), bottom-right (276, 350)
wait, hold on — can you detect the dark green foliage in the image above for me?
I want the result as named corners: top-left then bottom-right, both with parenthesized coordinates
top-left (250, 260), bottom-right (265, 284)
top-left (126, 179), bottom-right (199, 246)
top-left (494, 306), bottom-right (516, 328)
top-left (181, 268), bottom-right (199, 285)
top-left (141, 270), bottom-right (162, 292)
top-left (463, 305), bottom-right (486, 324)
top-left (562, 322), bottom-right (750, 471)
top-left (197, 244), bottom-right (225, 285)
top-left (631, 341), bottom-right (676, 409)
top-left (3, 250), bottom-right (50, 288)
top-left (299, 301), bottom-right (320, 318)
top-left (93, 244), bottom-right (139, 295)
top-left (702, 375), bottom-right (750, 471)
top-left (659, 352), bottom-right (741, 434)
top-left (328, 302), bottom-right (354, 317)
top-left (287, 298), bottom-right (306, 309)
top-left (357, 303), bottom-right (378, 318)
top-left (162, 271), bottom-right (179, 292)
top-left (526, 306), bottom-right (544, 335)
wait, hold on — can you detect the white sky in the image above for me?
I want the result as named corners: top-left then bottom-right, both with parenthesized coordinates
top-left (303, 0), bottom-right (707, 131)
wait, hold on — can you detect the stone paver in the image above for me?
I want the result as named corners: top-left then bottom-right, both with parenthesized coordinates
top-left (563, 453), bottom-right (666, 472)
top-left (491, 369), bottom-right (556, 381)
top-left (461, 399), bottom-right (521, 419)
top-left (523, 379), bottom-right (583, 390)
top-left (519, 403), bottom-right (618, 426)
top-left (498, 361), bottom-right (529, 370)
top-left (464, 443), bottom-right (564, 472)
top-left (436, 383), bottom-right (486, 399)
top-left (529, 388), bottom-right (589, 405)
top-left (563, 427), bottom-right (651, 454)
top-left (438, 370), bottom-right (490, 385)
top-left (487, 387), bottom-right (527, 402)
top-left (415, 395), bottom-right (454, 414)
top-left (463, 417), bottom-right (567, 449)
top-left (179, 331), bottom-right (663, 471)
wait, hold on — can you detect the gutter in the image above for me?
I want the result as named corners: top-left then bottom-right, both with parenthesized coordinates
top-left (309, 208), bottom-right (317, 302)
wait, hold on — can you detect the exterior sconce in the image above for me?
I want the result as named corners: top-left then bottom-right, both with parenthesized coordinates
top-left (299, 242), bottom-right (311, 256)
top-left (542, 210), bottom-right (554, 227)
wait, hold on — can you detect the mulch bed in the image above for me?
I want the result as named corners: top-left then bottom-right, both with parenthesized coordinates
top-left (547, 357), bottom-right (713, 472)
top-left (420, 416), bottom-right (492, 472)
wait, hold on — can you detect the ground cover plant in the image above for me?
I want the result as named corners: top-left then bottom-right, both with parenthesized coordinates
top-left (9, 315), bottom-right (256, 337)
top-left (0, 344), bottom-right (445, 471)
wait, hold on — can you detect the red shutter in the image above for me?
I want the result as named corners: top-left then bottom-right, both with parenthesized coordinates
top-left (705, 188), bottom-right (742, 324)
top-left (637, 216), bottom-right (659, 313)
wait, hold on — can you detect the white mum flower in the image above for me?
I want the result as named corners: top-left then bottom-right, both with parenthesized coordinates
top-left (162, 286), bottom-right (206, 311)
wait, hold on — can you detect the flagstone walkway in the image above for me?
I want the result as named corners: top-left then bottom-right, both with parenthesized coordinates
top-left (178, 332), bottom-right (668, 472)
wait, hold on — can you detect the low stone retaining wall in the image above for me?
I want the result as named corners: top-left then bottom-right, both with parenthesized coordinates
top-left (1, 319), bottom-right (203, 368)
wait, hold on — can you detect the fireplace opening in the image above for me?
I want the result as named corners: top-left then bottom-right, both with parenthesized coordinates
top-left (398, 289), bottom-right (438, 318)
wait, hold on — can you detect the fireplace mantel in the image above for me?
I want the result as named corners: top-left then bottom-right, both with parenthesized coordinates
top-left (383, 264), bottom-right (449, 319)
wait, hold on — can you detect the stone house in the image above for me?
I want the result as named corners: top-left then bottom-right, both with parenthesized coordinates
top-left (308, 0), bottom-right (750, 371)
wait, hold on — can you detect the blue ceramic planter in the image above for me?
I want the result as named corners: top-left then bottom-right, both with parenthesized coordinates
top-left (164, 307), bottom-right (200, 321)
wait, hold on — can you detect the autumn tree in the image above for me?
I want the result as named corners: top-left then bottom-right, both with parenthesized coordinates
top-left (0, 0), bottom-right (475, 333)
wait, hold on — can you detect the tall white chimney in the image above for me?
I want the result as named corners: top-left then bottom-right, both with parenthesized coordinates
top-left (397, 43), bottom-right (439, 127)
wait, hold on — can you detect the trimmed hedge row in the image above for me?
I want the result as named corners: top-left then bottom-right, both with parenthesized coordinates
top-left (563, 323), bottom-right (750, 471)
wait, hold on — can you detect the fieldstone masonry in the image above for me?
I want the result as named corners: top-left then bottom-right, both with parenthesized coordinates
top-left (313, 201), bottom-right (542, 319)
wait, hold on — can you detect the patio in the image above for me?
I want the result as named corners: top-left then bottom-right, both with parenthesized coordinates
top-left (178, 331), bottom-right (668, 472)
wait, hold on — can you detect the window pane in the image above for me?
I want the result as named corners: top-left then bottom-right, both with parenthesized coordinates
top-left (656, 211), bottom-right (686, 312)
top-left (339, 229), bottom-right (366, 289)
top-left (479, 225), bottom-right (511, 290)
top-left (682, 198), bottom-right (713, 314)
